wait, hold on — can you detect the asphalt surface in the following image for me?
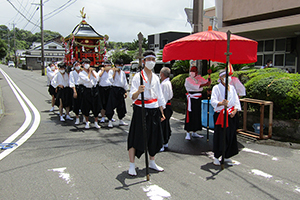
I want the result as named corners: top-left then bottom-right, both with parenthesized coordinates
top-left (0, 65), bottom-right (300, 200)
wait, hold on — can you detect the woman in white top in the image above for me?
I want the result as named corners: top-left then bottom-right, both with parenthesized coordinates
top-left (210, 69), bottom-right (241, 166)
top-left (47, 63), bottom-right (58, 112)
top-left (51, 63), bottom-right (73, 122)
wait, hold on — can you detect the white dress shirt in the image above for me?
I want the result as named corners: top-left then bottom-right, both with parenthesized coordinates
top-left (211, 83), bottom-right (241, 113)
top-left (47, 67), bottom-right (58, 85)
top-left (51, 72), bottom-right (69, 88)
top-left (160, 77), bottom-right (173, 104)
top-left (184, 75), bottom-right (207, 92)
top-left (98, 70), bottom-right (113, 87)
top-left (112, 70), bottom-right (129, 90)
top-left (78, 70), bottom-right (98, 88)
top-left (69, 70), bottom-right (80, 88)
top-left (129, 70), bottom-right (166, 109)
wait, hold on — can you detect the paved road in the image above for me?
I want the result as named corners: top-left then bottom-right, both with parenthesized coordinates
top-left (0, 65), bottom-right (299, 200)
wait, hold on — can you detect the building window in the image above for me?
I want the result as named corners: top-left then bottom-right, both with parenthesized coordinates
top-left (256, 55), bottom-right (263, 66)
top-left (257, 41), bottom-right (263, 52)
top-left (274, 54), bottom-right (284, 66)
top-left (264, 40), bottom-right (274, 51)
top-left (285, 53), bottom-right (296, 66)
top-left (275, 39), bottom-right (285, 51)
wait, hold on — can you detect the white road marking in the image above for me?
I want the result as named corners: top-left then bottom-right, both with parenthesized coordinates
top-left (48, 167), bottom-right (72, 184)
top-left (142, 184), bottom-right (171, 200)
top-left (251, 169), bottom-right (273, 179)
top-left (242, 148), bottom-right (278, 161)
top-left (0, 68), bottom-right (41, 161)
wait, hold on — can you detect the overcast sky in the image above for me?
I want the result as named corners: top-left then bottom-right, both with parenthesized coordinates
top-left (1, 0), bottom-right (215, 42)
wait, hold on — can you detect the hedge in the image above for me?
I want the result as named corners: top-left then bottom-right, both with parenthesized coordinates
top-left (171, 68), bottom-right (300, 120)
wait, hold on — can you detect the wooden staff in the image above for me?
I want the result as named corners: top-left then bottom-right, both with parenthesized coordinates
top-left (137, 32), bottom-right (150, 181)
top-left (207, 60), bottom-right (211, 142)
top-left (221, 31), bottom-right (232, 170)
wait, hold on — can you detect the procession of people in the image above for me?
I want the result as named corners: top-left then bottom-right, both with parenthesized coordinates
top-left (47, 50), bottom-right (245, 176)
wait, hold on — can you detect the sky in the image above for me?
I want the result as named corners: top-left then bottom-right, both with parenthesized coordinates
top-left (1, 0), bottom-right (215, 42)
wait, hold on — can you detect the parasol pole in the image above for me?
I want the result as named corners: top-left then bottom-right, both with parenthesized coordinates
top-left (207, 60), bottom-right (211, 142)
top-left (137, 32), bottom-right (150, 181)
top-left (221, 31), bottom-right (232, 170)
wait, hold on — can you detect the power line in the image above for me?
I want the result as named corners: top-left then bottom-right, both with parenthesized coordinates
top-left (6, 0), bottom-right (39, 27)
top-left (23, 6), bottom-right (39, 29)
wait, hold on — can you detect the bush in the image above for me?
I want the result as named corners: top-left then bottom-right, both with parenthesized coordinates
top-left (171, 73), bottom-right (189, 101)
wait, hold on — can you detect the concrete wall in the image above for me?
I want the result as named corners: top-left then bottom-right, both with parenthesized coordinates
top-left (223, 0), bottom-right (300, 22)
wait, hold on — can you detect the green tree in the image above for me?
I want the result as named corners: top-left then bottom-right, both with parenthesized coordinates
top-left (110, 50), bottom-right (133, 64)
top-left (0, 39), bottom-right (8, 59)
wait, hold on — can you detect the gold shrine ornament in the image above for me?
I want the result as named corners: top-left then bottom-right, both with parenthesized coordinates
top-left (85, 40), bottom-right (89, 43)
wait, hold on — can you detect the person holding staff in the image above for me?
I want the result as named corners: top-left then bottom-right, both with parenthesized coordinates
top-left (210, 69), bottom-right (241, 165)
top-left (127, 50), bottom-right (166, 176)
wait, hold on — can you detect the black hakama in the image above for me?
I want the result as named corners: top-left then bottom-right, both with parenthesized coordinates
top-left (184, 92), bottom-right (202, 132)
top-left (161, 101), bottom-right (173, 145)
top-left (127, 105), bottom-right (163, 158)
top-left (55, 87), bottom-right (73, 109)
top-left (105, 86), bottom-right (127, 120)
top-left (213, 112), bottom-right (239, 159)
top-left (99, 86), bottom-right (111, 110)
top-left (48, 85), bottom-right (56, 97)
top-left (81, 86), bottom-right (102, 117)
top-left (72, 85), bottom-right (83, 116)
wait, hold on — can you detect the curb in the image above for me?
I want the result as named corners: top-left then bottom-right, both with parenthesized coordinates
top-left (0, 85), bottom-right (3, 122)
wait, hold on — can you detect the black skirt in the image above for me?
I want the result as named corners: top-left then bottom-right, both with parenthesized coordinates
top-left (72, 85), bottom-right (83, 116)
top-left (81, 86), bottom-right (102, 117)
top-left (184, 93), bottom-right (202, 132)
top-left (48, 85), bottom-right (56, 97)
top-left (105, 86), bottom-right (127, 120)
top-left (99, 86), bottom-right (111, 110)
top-left (127, 105), bottom-right (163, 158)
top-left (213, 112), bottom-right (239, 159)
top-left (55, 87), bottom-right (73, 109)
top-left (161, 102), bottom-right (173, 144)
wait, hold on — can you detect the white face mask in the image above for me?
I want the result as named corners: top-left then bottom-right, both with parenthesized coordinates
top-left (190, 72), bottom-right (196, 78)
top-left (221, 76), bottom-right (232, 83)
top-left (75, 66), bottom-right (81, 71)
top-left (51, 66), bottom-right (55, 71)
top-left (84, 64), bottom-right (90, 69)
top-left (145, 61), bottom-right (156, 70)
top-left (59, 69), bottom-right (65, 74)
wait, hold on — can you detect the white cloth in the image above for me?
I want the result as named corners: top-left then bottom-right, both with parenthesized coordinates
top-left (78, 70), bottom-right (98, 88)
top-left (129, 70), bottom-right (166, 109)
top-left (230, 77), bottom-right (246, 96)
top-left (98, 70), bottom-right (113, 87)
top-left (47, 67), bottom-right (57, 85)
top-left (160, 78), bottom-right (173, 104)
top-left (69, 70), bottom-right (80, 88)
top-left (184, 75), bottom-right (207, 92)
top-left (211, 83), bottom-right (241, 113)
top-left (186, 93), bottom-right (202, 112)
top-left (112, 70), bottom-right (128, 90)
top-left (51, 72), bottom-right (69, 88)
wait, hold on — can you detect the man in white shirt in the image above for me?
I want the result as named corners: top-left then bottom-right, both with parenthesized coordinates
top-left (127, 50), bottom-right (166, 176)
top-left (51, 63), bottom-right (73, 122)
top-left (159, 67), bottom-right (173, 152)
top-left (98, 60), bottom-right (113, 123)
top-left (184, 66), bottom-right (211, 140)
top-left (210, 69), bottom-right (241, 165)
top-left (105, 59), bottom-right (129, 128)
top-left (78, 58), bottom-right (101, 129)
top-left (69, 61), bottom-right (82, 125)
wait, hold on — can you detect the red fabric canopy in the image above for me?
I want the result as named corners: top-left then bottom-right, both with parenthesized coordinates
top-left (162, 29), bottom-right (258, 64)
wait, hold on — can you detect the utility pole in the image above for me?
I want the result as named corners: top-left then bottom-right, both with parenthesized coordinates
top-left (13, 22), bottom-right (16, 66)
top-left (193, 0), bottom-right (207, 76)
top-left (40, 0), bottom-right (45, 75)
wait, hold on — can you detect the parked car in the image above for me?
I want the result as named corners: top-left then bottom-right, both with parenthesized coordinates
top-left (8, 61), bottom-right (15, 67)
top-left (122, 64), bottom-right (131, 83)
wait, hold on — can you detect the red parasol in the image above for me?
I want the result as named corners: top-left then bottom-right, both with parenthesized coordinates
top-left (162, 27), bottom-right (257, 64)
